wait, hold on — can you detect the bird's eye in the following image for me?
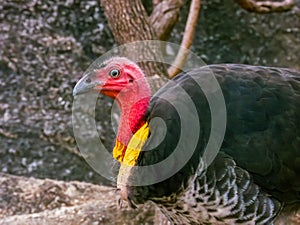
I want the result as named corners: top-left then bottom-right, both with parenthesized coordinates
top-left (109, 69), bottom-right (120, 78)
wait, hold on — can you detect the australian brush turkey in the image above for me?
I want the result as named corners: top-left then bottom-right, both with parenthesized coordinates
top-left (73, 57), bottom-right (300, 224)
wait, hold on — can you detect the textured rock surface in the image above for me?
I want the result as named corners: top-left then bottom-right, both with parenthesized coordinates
top-left (0, 173), bottom-right (155, 224)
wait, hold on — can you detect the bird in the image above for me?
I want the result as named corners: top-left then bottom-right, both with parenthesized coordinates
top-left (73, 57), bottom-right (300, 225)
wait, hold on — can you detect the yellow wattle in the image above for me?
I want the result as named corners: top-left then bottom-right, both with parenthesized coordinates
top-left (112, 122), bottom-right (150, 166)
top-left (112, 140), bottom-right (127, 162)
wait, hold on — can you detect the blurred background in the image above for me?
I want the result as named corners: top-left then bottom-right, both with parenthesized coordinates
top-left (0, 0), bottom-right (299, 187)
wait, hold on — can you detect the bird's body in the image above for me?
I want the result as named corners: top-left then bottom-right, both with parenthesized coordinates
top-left (73, 57), bottom-right (300, 225)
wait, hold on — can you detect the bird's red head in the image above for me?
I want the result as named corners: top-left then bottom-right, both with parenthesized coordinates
top-left (73, 57), bottom-right (150, 101)
top-left (73, 56), bottom-right (151, 147)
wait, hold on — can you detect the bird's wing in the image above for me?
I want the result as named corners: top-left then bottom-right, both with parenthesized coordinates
top-left (213, 64), bottom-right (300, 202)
top-left (134, 64), bottom-right (300, 203)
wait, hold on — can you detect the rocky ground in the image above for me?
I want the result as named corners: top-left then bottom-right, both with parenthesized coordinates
top-left (0, 0), bottom-right (299, 224)
top-left (0, 173), bottom-right (155, 225)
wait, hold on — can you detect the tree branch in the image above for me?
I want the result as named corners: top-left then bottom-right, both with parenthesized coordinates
top-left (150, 0), bottom-right (185, 41)
top-left (153, 0), bottom-right (164, 9)
top-left (168, 0), bottom-right (201, 78)
top-left (235, 0), bottom-right (295, 13)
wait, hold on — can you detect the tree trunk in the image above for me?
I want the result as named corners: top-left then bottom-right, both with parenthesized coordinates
top-left (100, 0), bottom-right (168, 80)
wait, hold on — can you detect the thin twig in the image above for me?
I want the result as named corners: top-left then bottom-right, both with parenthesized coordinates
top-left (235, 0), bottom-right (295, 13)
top-left (168, 0), bottom-right (201, 78)
top-left (0, 128), bottom-right (18, 139)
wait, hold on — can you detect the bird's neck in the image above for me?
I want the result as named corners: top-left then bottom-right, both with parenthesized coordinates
top-left (116, 82), bottom-right (151, 147)
top-left (117, 98), bottom-right (149, 146)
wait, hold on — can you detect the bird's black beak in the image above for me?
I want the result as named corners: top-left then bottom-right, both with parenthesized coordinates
top-left (73, 73), bottom-right (103, 96)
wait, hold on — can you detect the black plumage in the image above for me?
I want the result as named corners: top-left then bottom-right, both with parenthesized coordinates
top-left (127, 64), bottom-right (300, 224)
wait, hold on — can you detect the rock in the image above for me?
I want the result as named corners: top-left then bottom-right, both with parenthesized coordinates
top-left (0, 173), bottom-right (155, 225)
